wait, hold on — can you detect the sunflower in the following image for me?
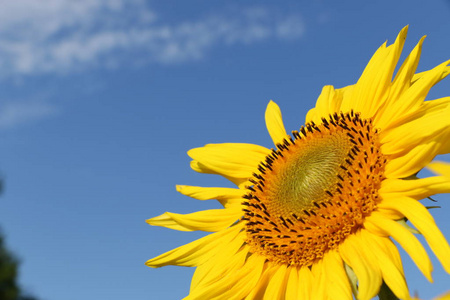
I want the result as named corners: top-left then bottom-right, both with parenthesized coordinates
top-left (147, 26), bottom-right (450, 300)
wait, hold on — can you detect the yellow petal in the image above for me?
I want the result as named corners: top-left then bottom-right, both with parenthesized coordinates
top-left (375, 36), bottom-right (425, 128)
top-left (190, 234), bottom-right (246, 291)
top-left (395, 60), bottom-right (450, 113)
top-left (245, 262), bottom-right (278, 300)
top-left (380, 176), bottom-right (450, 200)
top-left (434, 291), bottom-right (450, 300)
top-left (322, 250), bottom-right (352, 300)
top-left (190, 160), bottom-right (248, 187)
top-left (265, 100), bottom-right (288, 146)
top-left (218, 255), bottom-right (266, 300)
top-left (146, 224), bottom-right (242, 268)
top-left (339, 231), bottom-right (382, 300)
top-left (376, 207), bottom-right (404, 220)
top-left (310, 259), bottom-right (327, 300)
top-left (285, 266), bottom-right (300, 300)
top-left (385, 144), bottom-right (438, 179)
top-left (427, 161), bottom-right (450, 178)
top-left (146, 206), bottom-right (242, 232)
top-left (306, 84), bottom-right (351, 124)
top-left (378, 96), bottom-right (450, 141)
top-left (264, 264), bottom-right (289, 299)
top-left (188, 143), bottom-right (270, 181)
top-left (314, 85), bottom-right (337, 117)
top-left (389, 36), bottom-right (425, 102)
top-left (176, 185), bottom-right (244, 208)
top-left (379, 197), bottom-right (450, 273)
top-left (375, 37), bottom-right (445, 129)
top-left (146, 213), bottom-right (192, 231)
top-left (365, 212), bottom-right (433, 281)
top-left (342, 26), bottom-right (408, 119)
top-left (306, 85), bottom-right (339, 124)
top-left (381, 97), bottom-right (450, 156)
top-left (187, 253), bottom-right (266, 300)
top-left (360, 230), bottom-right (410, 300)
top-left (297, 266), bottom-right (313, 299)
top-left (412, 64), bottom-right (450, 84)
top-left (384, 110), bottom-right (450, 178)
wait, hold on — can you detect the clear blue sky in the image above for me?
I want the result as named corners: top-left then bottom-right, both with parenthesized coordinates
top-left (0, 1), bottom-right (449, 299)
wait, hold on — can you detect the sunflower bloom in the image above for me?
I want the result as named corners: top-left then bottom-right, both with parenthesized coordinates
top-left (147, 27), bottom-right (450, 300)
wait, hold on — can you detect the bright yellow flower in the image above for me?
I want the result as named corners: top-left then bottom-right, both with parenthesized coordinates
top-left (147, 26), bottom-right (450, 300)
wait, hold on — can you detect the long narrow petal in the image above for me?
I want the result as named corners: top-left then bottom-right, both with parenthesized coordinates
top-left (375, 36), bottom-right (426, 128)
top-left (311, 259), bottom-right (327, 300)
top-left (190, 234), bottom-right (247, 291)
top-left (322, 250), bottom-right (352, 300)
top-left (265, 100), bottom-right (288, 146)
top-left (176, 185), bottom-right (244, 208)
top-left (285, 266), bottom-right (300, 300)
top-left (264, 264), bottom-right (289, 299)
top-left (381, 97), bottom-right (450, 156)
top-left (380, 176), bottom-right (450, 200)
top-left (341, 27), bottom-right (408, 118)
top-left (146, 224), bottom-right (243, 268)
top-left (187, 254), bottom-right (266, 300)
top-left (379, 197), bottom-right (450, 273)
top-left (384, 106), bottom-right (450, 178)
top-left (146, 206), bottom-right (242, 232)
top-left (427, 161), bottom-right (450, 178)
top-left (297, 267), bottom-right (314, 299)
top-left (385, 143), bottom-right (440, 179)
top-left (412, 65), bottom-right (450, 84)
top-left (339, 231), bottom-right (382, 300)
top-left (189, 249), bottom-right (247, 297)
top-left (297, 266), bottom-right (314, 299)
top-left (218, 255), bottom-right (267, 300)
top-left (394, 60), bottom-right (450, 114)
top-left (365, 213), bottom-right (433, 281)
top-left (389, 36), bottom-right (425, 102)
top-left (188, 143), bottom-right (270, 180)
top-left (245, 263), bottom-right (279, 300)
top-left (360, 230), bottom-right (410, 299)
top-left (378, 96), bottom-right (450, 139)
top-left (190, 160), bottom-right (248, 187)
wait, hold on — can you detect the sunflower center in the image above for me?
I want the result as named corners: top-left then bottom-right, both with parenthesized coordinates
top-left (243, 112), bottom-right (386, 267)
top-left (268, 130), bottom-right (353, 218)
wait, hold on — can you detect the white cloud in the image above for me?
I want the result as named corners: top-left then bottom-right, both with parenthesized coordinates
top-left (0, 1), bottom-right (305, 77)
top-left (0, 101), bottom-right (58, 129)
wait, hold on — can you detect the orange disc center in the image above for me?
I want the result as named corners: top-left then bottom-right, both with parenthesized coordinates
top-left (243, 112), bottom-right (386, 267)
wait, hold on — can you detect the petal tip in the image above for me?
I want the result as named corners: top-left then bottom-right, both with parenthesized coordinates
top-left (265, 100), bottom-right (288, 145)
top-left (399, 25), bottom-right (409, 36)
top-left (176, 185), bottom-right (185, 192)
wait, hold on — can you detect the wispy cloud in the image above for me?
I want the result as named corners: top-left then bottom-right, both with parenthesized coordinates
top-left (0, 1), bottom-right (305, 129)
top-left (0, 1), bottom-right (305, 77)
top-left (0, 101), bottom-right (58, 130)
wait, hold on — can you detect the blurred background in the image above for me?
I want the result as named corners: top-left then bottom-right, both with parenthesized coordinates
top-left (0, 0), bottom-right (449, 299)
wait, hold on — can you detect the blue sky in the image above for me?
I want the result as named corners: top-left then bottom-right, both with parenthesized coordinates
top-left (0, 0), bottom-right (449, 299)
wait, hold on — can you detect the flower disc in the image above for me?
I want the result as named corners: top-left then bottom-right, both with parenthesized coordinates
top-left (243, 112), bottom-right (387, 267)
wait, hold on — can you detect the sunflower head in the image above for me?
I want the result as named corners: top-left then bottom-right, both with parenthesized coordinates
top-left (147, 26), bottom-right (450, 300)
